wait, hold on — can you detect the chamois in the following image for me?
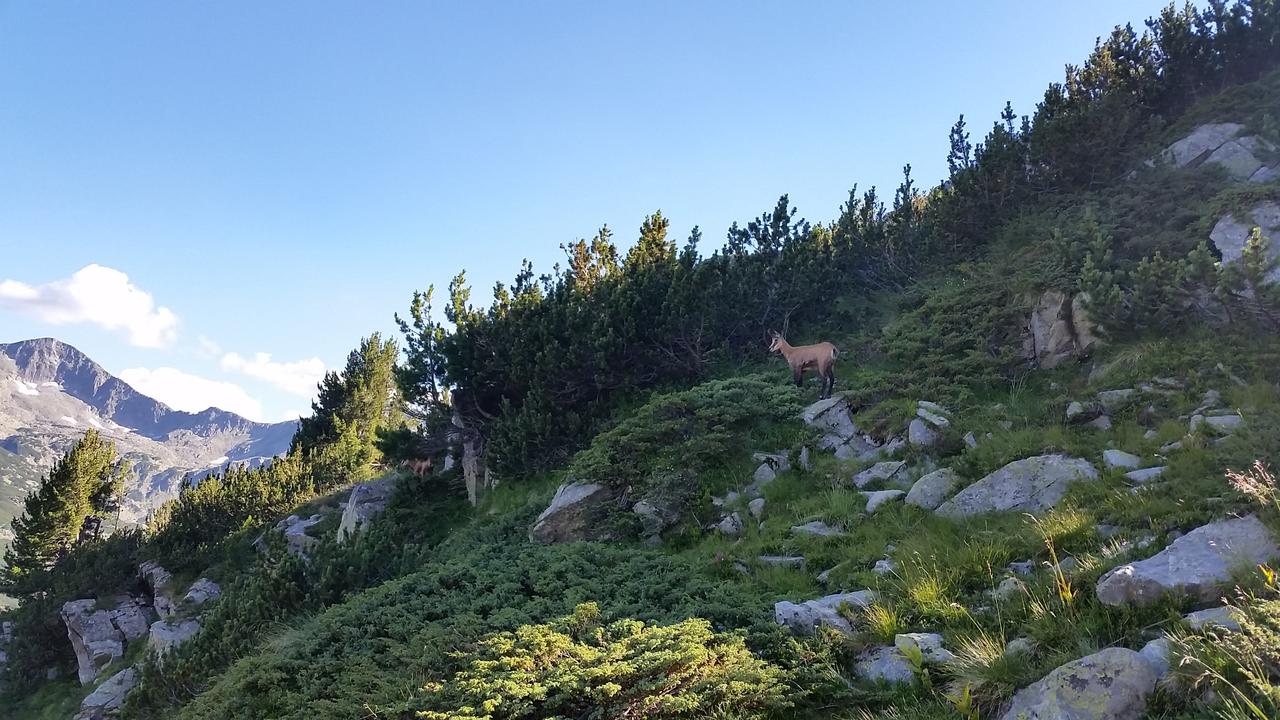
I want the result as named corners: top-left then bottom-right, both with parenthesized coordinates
top-left (769, 331), bottom-right (839, 399)
top-left (399, 457), bottom-right (433, 477)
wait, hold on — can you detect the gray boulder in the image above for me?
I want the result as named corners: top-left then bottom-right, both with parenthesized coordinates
top-left (791, 520), bottom-right (844, 537)
top-left (273, 514), bottom-right (324, 557)
top-left (182, 578), bottom-right (221, 607)
top-left (1124, 467), bottom-right (1165, 484)
top-left (73, 667), bottom-right (138, 720)
top-left (1024, 290), bottom-right (1100, 369)
top-left (1139, 638), bottom-right (1172, 682)
top-left (1204, 414), bottom-right (1244, 433)
top-left (1205, 135), bottom-right (1274, 179)
top-left (529, 482), bottom-right (619, 544)
top-left (632, 498), bottom-right (681, 543)
top-left (61, 597), bottom-right (152, 685)
top-left (337, 477), bottom-right (395, 543)
top-left (861, 489), bottom-right (905, 514)
top-left (905, 468), bottom-right (960, 510)
top-left (1096, 515), bottom-right (1280, 606)
top-left (999, 647), bottom-right (1157, 720)
top-left (1086, 415), bottom-right (1113, 431)
top-left (1210, 202), bottom-right (1280, 285)
top-left (935, 455), bottom-right (1098, 519)
top-left (774, 590), bottom-right (876, 636)
top-left (855, 646), bottom-right (915, 684)
top-left (1097, 389), bottom-right (1137, 412)
top-left (1103, 449), bottom-right (1142, 470)
top-left (717, 512), bottom-right (745, 537)
top-left (138, 561), bottom-right (176, 618)
top-left (802, 396), bottom-right (858, 438)
top-left (908, 418), bottom-right (940, 447)
top-left (748, 497), bottom-right (766, 520)
top-left (147, 618), bottom-right (201, 656)
top-left (758, 555), bottom-right (805, 568)
top-left (1163, 123), bottom-right (1245, 167)
top-left (1184, 606), bottom-right (1243, 631)
top-left (895, 632), bottom-right (955, 665)
top-left (852, 461), bottom-right (906, 488)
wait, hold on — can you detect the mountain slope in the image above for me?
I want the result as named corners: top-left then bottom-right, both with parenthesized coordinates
top-left (0, 338), bottom-right (297, 530)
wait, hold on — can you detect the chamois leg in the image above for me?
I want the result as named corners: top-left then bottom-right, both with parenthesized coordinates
top-left (823, 368), bottom-right (836, 399)
top-left (793, 367), bottom-right (804, 388)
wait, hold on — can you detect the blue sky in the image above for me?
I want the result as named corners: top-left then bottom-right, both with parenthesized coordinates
top-left (0, 1), bottom-right (1170, 422)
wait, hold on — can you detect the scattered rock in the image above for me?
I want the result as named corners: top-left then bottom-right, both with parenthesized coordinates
top-left (1103, 449), bottom-right (1142, 470)
top-left (852, 461), bottom-right (906, 488)
top-left (1008, 560), bottom-right (1035, 576)
top-left (529, 482), bottom-right (620, 544)
top-left (861, 490), bottom-right (905, 514)
top-left (798, 446), bottom-right (812, 471)
top-left (916, 406), bottom-right (950, 428)
top-left (138, 561), bottom-right (177, 618)
top-left (1096, 524), bottom-right (1124, 538)
top-left (1096, 515), bottom-right (1280, 606)
top-left (273, 514), bottom-right (324, 557)
top-left (907, 418), bottom-right (940, 447)
top-left (147, 618), bottom-right (200, 656)
top-left (748, 497), bottom-right (766, 520)
top-left (337, 477), bottom-right (395, 543)
top-left (774, 591), bottom-right (876, 636)
top-left (1052, 556), bottom-right (1079, 574)
top-left (791, 520), bottom-right (843, 537)
top-left (1204, 414), bottom-right (1244, 433)
top-left (752, 451), bottom-right (791, 473)
top-left (872, 559), bottom-right (895, 575)
top-left (802, 396), bottom-right (859, 438)
top-left (1142, 429), bottom-right (1159, 440)
top-left (992, 576), bottom-right (1027, 601)
top-left (855, 646), bottom-right (915, 684)
top-left (1124, 467), bottom-right (1166, 484)
top-left (1005, 637), bottom-right (1035, 657)
top-left (752, 463), bottom-right (777, 485)
top-left (816, 566), bottom-right (837, 585)
top-left (1086, 415), bottom-right (1114, 431)
top-left (1066, 400), bottom-right (1102, 423)
top-left (182, 578), bottom-right (221, 607)
top-left (918, 400), bottom-right (949, 415)
top-left (1160, 440), bottom-right (1183, 453)
top-left (1024, 289), bottom-right (1100, 369)
top-left (998, 647), bottom-right (1157, 720)
top-left (963, 431), bottom-right (978, 449)
top-left (61, 597), bottom-right (152, 685)
top-left (758, 555), bottom-right (806, 569)
top-left (1139, 638), bottom-right (1172, 682)
top-left (934, 455), bottom-right (1099, 519)
top-left (895, 632), bottom-right (955, 665)
top-left (1097, 389), bottom-right (1137, 412)
top-left (632, 498), bottom-right (680, 543)
top-left (716, 512), bottom-right (745, 537)
top-left (905, 468), bottom-right (961, 511)
top-left (1210, 202), bottom-right (1280, 285)
top-left (1184, 606), bottom-right (1244, 632)
top-left (73, 667), bottom-right (138, 720)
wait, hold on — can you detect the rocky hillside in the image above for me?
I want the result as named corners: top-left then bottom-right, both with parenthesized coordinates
top-left (0, 338), bottom-right (296, 532)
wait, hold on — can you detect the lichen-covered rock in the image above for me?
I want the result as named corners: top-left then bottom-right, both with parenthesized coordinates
top-left (73, 667), bottom-right (138, 720)
top-left (1024, 290), bottom-right (1099, 369)
top-left (529, 482), bottom-right (619, 544)
top-left (61, 597), bottom-right (152, 685)
top-left (802, 396), bottom-right (858, 438)
top-left (791, 520), bottom-right (843, 537)
top-left (1139, 638), bottom-right (1172, 681)
top-left (1210, 202), bottom-right (1280, 285)
top-left (998, 647), bottom-right (1157, 720)
top-left (906, 468), bottom-right (960, 510)
top-left (182, 578), bottom-right (221, 607)
top-left (1096, 515), bottom-right (1280, 606)
top-left (935, 455), bottom-right (1098, 519)
top-left (852, 461), bottom-right (906, 488)
top-left (337, 477), bottom-right (395, 543)
top-left (855, 646), bottom-right (915, 684)
top-left (147, 618), bottom-right (201, 656)
top-left (1103, 449), bottom-right (1142, 470)
top-left (774, 591), bottom-right (876, 636)
top-left (861, 489), bottom-right (905, 514)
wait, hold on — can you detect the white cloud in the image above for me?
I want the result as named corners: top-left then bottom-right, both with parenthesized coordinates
top-left (0, 264), bottom-right (179, 348)
top-left (221, 352), bottom-right (325, 398)
top-left (196, 335), bottom-right (222, 356)
top-left (117, 366), bottom-right (266, 421)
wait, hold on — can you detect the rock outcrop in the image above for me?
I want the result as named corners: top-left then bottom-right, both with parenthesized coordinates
top-left (855, 646), bottom-right (915, 684)
top-left (1096, 515), bottom-right (1280, 606)
top-left (147, 618), bottom-right (201, 656)
top-left (774, 590), bottom-right (876, 636)
top-left (1024, 290), bottom-right (1100, 369)
top-left (529, 482), bottom-right (619, 544)
top-left (1210, 202), bottom-right (1280, 285)
top-left (337, 476), bottom-right (395, 542)
top-left (138, 560), bottom-right (176, 618)
top-left (183, 578), bottom-right (221, 606)
top-left (73, 666), bottom-right (138, 720)
top-left (905, 468), bottom-right (960, 510)
top-left (999, 647), bottom-right (1156, 720)
top-left (1161, 122), bottom-right (1280, 182)
top-left (935, 455), bottom-right (1098, 519)
top-left (61, 597), bottom-right (152, 685)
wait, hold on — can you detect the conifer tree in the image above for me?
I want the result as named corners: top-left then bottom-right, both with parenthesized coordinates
top-left (2, 430), bottom-right (120, 596)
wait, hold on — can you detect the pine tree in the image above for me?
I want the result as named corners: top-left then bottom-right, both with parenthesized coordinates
top-left (2, 430), bottom-right (119, 597)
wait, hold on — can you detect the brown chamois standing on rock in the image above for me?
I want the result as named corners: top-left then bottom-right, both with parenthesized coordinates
top-left (769, 331), bottom-right (838, 399)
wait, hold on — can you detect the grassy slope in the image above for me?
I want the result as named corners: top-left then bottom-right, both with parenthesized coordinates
top-left (13, 71), bottom-right (1280, 720)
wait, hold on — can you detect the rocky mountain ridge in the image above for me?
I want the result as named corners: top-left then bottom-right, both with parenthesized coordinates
top-left (0, 338), bottom-right (297, 533)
